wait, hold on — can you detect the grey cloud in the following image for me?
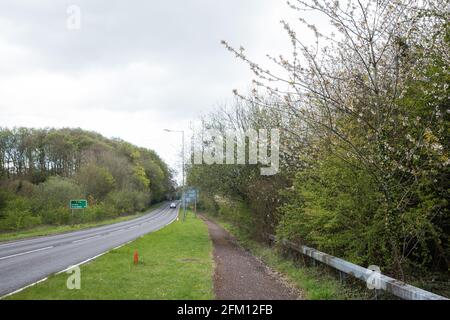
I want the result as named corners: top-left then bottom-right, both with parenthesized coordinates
top-left (0, 1), bottom-right (270, 70)
top-left (0, 0), bottom-right (295, 173)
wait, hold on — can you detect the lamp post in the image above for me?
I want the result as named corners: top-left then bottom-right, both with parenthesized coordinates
top-left (164, 129), bottom-right (186, 220)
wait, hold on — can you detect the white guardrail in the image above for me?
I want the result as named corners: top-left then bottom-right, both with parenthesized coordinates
top-left (266, 235), bottom-right (448, 300)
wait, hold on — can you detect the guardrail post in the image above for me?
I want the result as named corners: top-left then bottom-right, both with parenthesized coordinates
top-left (373, 289), bottom-right (381, 300)
top-left (339, 270), bottom-right (347, 283)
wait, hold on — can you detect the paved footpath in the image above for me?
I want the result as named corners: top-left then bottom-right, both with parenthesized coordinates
top-left (202, 216), bottom-right (302, 300)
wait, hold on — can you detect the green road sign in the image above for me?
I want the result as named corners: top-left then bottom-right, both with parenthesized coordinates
top-left (70, 199), bottom-right (88, 209)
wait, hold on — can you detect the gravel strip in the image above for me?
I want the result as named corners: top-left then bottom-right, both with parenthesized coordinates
top-left (202, 216), bottom-right (302, 300)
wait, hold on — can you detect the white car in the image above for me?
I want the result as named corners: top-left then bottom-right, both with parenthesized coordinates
top-left (170, 202), bottom-right (177, 208)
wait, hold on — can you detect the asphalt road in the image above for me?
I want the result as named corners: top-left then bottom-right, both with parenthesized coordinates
top-left (0, 202), bottom-right (179, 297)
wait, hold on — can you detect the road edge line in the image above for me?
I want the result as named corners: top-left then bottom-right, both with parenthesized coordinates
top-left (0, 277), bottom-right (48, 299)
top-left (0, 206), bottom-right (179, 300)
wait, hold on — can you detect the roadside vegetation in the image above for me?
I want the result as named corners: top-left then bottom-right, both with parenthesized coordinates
top-left (187, 0), bottom-right (449, 296)
top-left (6, 211), bottom-right (214, 300)
top-left (204, 206), bottom-right (370, 300)
top-left (0, 128), bottom-right (175, 233)
top-left (0, 202), bottom-right (163, 243)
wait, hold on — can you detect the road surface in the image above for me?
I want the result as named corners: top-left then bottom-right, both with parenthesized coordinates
top-left (0, 202), bottom-right (178, 297)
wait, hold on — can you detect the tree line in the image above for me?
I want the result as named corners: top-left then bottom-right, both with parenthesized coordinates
top-left (187, 0), bottom-right (449, 282)
top-left (0, 127), bottom-right (175, 231)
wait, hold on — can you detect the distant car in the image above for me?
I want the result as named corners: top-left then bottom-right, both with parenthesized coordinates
top-left (170, 202), bottom-right (177, 208)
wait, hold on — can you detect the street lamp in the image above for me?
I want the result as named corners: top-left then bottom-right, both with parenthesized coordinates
top-left (164, 129), bottom-right (186, 220)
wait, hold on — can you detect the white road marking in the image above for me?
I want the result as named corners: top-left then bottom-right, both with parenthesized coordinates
top-left (0, 246), bottom-right (54, 261)
top-left (0, 204), bottom-right (178, 298)
top-left (0, 277), bottom-right (48, 299)
top-left (72, 235), bottom-right (100, 244)
top-left (56, 251), bottom-right (110, 275)
top-left (112, 244), bottom-right (125, 250)
top-left (0, 242), bottom-right (19, 249)
top-left (112, 240), bottom-right (133, 250)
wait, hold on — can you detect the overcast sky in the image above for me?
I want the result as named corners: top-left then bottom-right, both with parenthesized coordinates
top-left (0, 1), bottom-right (313, 181)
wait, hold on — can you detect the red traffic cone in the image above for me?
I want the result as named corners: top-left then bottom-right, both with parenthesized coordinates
top-left (133, 250), bottom-right (139, 265)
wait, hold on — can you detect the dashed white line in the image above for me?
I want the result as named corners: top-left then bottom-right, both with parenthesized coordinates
top-left (72, 235), bottom-right (100, 244)
top-left (0, 205), bottom-right (178, 298)
top-left (0, 242), bottom-right (18, 249)
top-left (0, 246), bottom-right (54, 261)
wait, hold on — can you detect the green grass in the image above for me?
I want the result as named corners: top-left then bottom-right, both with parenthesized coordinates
top-left (212, 217), bottom-right (368, 300)
top-left (0, 203), bottom-right (162, 243)
top-left (5, 211), bottom-right (214, 300)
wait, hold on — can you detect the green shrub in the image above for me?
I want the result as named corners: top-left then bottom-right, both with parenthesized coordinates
top-left (34, 176), bottom-right (82, 208)
top-left (0, 189), bottom-right (11, 219)
top-left (197, 193), bottom-right (219, 214)
top-left (106, 190), bottom-right (149, 214)
top-left (0, 197), bottom-right (41, 231)
top-left (38, 206), bottom-right (71, 226)
top-left (3, 180), bottom-right (36, 197)
top-left (75, 164), bottom-right (115, 201)
top-left (80, 203), bottom-right (118, 222)
top-left (216, 198), bottom-right (253, 230)
top-left (277, 155), bottom-right (384, 266)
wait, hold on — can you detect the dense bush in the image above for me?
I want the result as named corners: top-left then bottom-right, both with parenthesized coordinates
top-left (106, 190), bottom-right (149, 214)
top-left (75, 164), bottom-right (115, 201)
top-left (188, 0), bottom-right (449, 278)
top-left (34, 176), bottom-right (82, 209)
top-left (277, 155), bottom-right (385, 266)
top-left (0, 128), bottom-right (174, 232)
top-left (70, 203), bottom-right (118, 224)
top-left (0, 197), bottom-right (41, 231)
top-left (0, 189), bottom-right (10, 218)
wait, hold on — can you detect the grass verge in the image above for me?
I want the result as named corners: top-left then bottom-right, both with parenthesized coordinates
top-left (209, 215), bottom-right (369, 300)
top-left (5, 211), bottom-right (214, 300)
top-left (0, 203), bottom-right (163, 243)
